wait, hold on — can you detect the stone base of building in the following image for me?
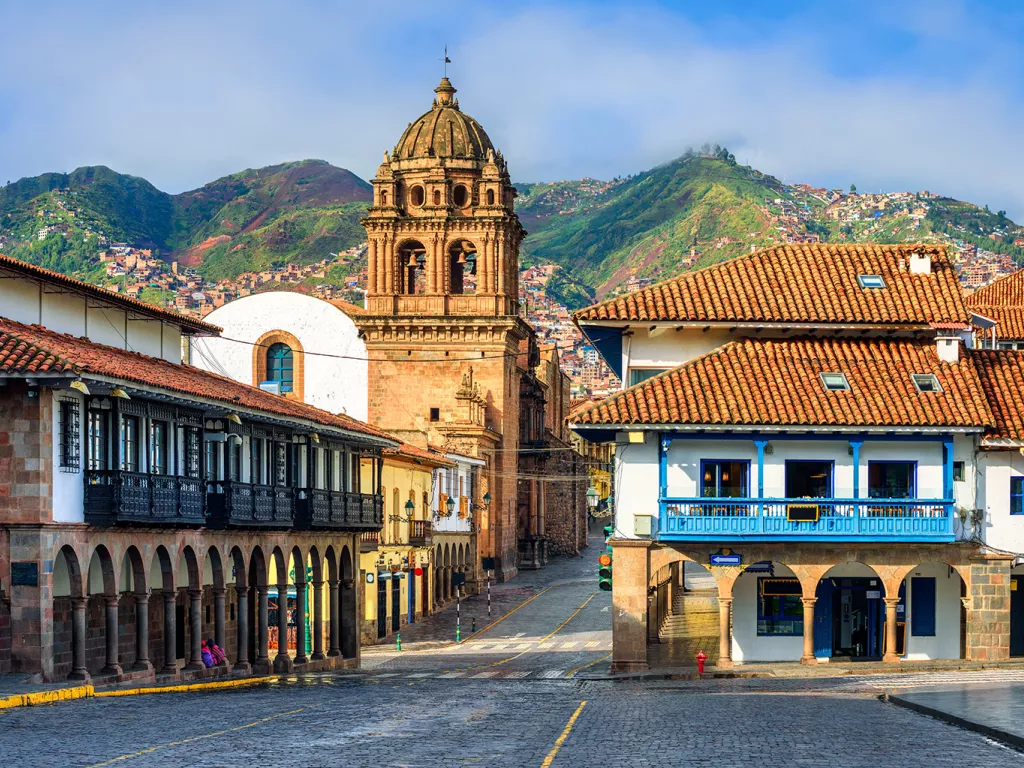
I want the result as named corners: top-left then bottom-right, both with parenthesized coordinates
top-left (611, 539), bottom-right (1012, 674)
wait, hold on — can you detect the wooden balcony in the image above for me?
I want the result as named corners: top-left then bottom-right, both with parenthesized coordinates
top-left (359, 531), bottom-right (380, 552)
top-left (206, 481), bottom-right (294, 528)
top-left (409, 520), bottom-right (432, 547)
top-left (295, 490), bottom-right (384, 530)
top-left (84, 470), bottom-right (206, 526)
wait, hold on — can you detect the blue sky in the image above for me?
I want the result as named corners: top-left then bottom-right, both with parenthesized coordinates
top-left (2, 1), bottom-right (1023, 216)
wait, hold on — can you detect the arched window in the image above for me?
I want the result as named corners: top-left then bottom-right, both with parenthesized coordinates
top-left (266, 343), bottom-right (294, 393)
top-left (486, 189), bottom-right (495, 206)
top-left (380, 190), bottom-right (388, 206)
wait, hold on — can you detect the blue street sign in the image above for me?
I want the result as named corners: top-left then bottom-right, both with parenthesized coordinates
top-left (709, 552), bottom-right (742, 567)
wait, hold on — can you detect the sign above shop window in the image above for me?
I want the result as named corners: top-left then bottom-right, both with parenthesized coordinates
top-left (709, 549), bottom-right (742, 567)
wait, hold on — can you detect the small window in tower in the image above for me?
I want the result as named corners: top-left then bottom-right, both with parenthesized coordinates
top-left (453, 185), bottom-right (469, 208)
top-left (380, 190), bottom-right (388, 206)
top-left (487, 189), bottom-right (496, 206)
top-left (433, 189), bottom-right (441, 206)
top-left (430, 407), bottom-right (440, 422)
top-left (410, 185), bottom-right (425, 207)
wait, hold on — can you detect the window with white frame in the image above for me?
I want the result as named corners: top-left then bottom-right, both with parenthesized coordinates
top-left (857, 274), bottom-right (885, 289)
top-left (820, 372), bottom-right (850, 391)
top-left (912, 374), bottom-right (942, 393)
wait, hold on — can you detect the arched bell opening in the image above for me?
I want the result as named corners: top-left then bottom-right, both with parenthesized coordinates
top-left (398, 240), bottom-right (428, 295)
top-left (449, 240), bottom-right (478, 295)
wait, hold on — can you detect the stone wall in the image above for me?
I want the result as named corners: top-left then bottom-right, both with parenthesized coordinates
top-left (0, 383), bottom-right (53, 525)
top-left (967, 555), bottom-right (1012, 661)
top-left (0, 590), bottom-right (10, 673)
top-left (543, 445), bottom-right (588, 557)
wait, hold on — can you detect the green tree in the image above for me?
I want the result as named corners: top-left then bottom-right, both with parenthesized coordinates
top-left (849, 183), bottom-right (857, 193)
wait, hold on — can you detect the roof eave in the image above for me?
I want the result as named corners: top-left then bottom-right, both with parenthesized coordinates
top-left (570, 422), bottom-right (984, 435)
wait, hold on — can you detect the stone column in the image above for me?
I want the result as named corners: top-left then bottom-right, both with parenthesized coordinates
top-left (883, 597), bottom-right (901, 663)
top-left (235, 586), bottom-right (251, 673)
top-left (162, 591), bottom-right (177, 674)
top-left (967, 555), bottom-right (1013, 661)
top-left (327, 579), bottom-right (341, 657)
top-left (102, 595), bottom-right (123, 676)
top-left (311, 580), bottom-right (325, 661)
top-left (367, 239), bottom-right (377, 294)
top-left (610, 539), bottom-right (650, 674)
top-left (213, 587), bottom-right (227, 657)
top-left (68, 596), bottom-right (89, 680)
top-left (384, 239), bottom-right (394, 294)
top-left (186, 589), bottom-right (203, 670)
top-left (800, 598), bottom-right (817, 665)
top-left (342, 577), bottom-right (358, 662)
top-left (274, 581), bottom-right (293, 672)
top-left (718, 598), bottom-right (733, 668)
top-left (294, 581), bottom-right (308, 665)
top-left (133, 592), bottom-right (152, 671)
top-left (255, 586), bottom-right (270, 672)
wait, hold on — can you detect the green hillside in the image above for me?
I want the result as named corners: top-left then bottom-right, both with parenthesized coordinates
top-left (0, 160), bottom-right (371, 283)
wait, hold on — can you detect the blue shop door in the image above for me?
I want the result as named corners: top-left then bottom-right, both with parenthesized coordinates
top-left (815, 579), bottom-right (835, 657)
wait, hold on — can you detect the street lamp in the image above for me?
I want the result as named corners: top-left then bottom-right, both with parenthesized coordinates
top-left (586, 486), bottom-right (599, 512)
top-left (482, 491), bottom-right (491, 507)
top-left (405, 499), bottom-right (415, 515)
top-left (446, 496), bottom-right (456, 516)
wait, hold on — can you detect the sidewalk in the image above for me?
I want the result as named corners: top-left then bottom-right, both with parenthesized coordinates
top-left (889, 685), bottom-right (1024, 749)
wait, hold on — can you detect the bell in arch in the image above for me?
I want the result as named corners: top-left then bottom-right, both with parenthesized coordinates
top-left (456, 251), bottom-right (468, 265)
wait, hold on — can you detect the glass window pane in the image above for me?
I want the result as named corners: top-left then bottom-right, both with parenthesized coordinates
top-left (785, 461), bottom-right (832, 498)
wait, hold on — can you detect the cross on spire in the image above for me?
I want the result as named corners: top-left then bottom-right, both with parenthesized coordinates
top-left (441, 44), bottom-right (451, 77)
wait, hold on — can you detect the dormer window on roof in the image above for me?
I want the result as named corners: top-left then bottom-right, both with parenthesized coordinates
top-left (857, 274), bottom-right (886, 289)
top-left (820, 372), bottom-right (850, 391)
top-left (912, 374), bottom-right (942, 393)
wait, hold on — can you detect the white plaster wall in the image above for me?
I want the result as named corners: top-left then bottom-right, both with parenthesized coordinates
top-left (978, 450), bottom-right (1024, 553)
top-left (126, 320), bottom-right (165, 359)
top-left (623, 328), bottom-right (732, 388)
top-left (51, 388), bottom-right (85, 523)
top-left (191, 292), bottom-right (368, 421)
top-left (86, 306), bottom-right (130, 349)
top-left (40, 292), bottom-right (87, 337)
top-left (665, 438), bottom-right (946, 500)
top-left (732, 564), bottom-right (802, 662)
top-left (614, 434), bottom-right (658, 538)
top-left (433, 464), bottom-right (473, 533)
top-left (903, 561), bottom-right (962, 661)
top-left (0, 279), bottom-right (43, 325)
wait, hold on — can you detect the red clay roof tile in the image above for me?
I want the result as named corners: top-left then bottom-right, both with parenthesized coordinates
top-left (0, 316), bottom-right (393, 442)
top-left (970, 349), bottom-right (1024, 441)
top-left (570, 337), bottom-right (992, 429)
top-left (574, 243), bottom-right (968, 326)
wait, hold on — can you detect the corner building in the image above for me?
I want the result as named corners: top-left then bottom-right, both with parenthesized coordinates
top-left (357, 77), bottom-right (541, 581)
top-left (571, 244), bottom-right (1024, 672)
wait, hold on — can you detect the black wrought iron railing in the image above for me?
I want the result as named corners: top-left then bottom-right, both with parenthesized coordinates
top-left (84, 470), bottom-right (206, 526)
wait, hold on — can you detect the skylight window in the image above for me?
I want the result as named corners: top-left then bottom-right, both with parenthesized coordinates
top-left (820, 372), bottom-right (851, 391)
top-left (912, 374), bottom-right (942, 393)
top-left (857, 274), bottom-right (886, 289)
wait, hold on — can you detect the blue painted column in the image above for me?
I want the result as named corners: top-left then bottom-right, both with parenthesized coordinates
top-left (943, 438), bottom-right (954, 499)
top-left (658, 435), bottom-right (669, 501)
top-left (754, 440), bottom-right (767, 521)
top-left (849, 441), bottom-right (862, 499)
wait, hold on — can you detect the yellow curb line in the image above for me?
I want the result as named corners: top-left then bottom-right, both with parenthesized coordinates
top-left (94, 676), bottom-right (280, 698)
top-left (0, 684), bottom-right (95, 709)
top-left (540, 700), bottom-right (587, 768)
top-left (0, 675), bottom-right (280, 709)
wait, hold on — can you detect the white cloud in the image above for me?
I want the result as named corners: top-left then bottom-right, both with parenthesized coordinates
top-left (0, 1), bottom-right (1022, 218)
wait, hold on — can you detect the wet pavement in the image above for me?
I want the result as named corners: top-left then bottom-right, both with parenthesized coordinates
top-left (893, 683), bottom-right (1024, 747)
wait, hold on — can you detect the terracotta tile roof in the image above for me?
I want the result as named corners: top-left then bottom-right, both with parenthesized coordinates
top-left (970, 350), bottom-right (1024, 441)
top-left (385, 441), bottom-right (455, 467)
top-left (966, 269), bottom-right (1024, 306)
top-left (0, 316), bottom-right (394, 443)
top-left (570, 337), bottom-right (992, 429)
top-left (969, 306), bottom-right (1024, 340)
top-left (574, 243), bottom-right (968, 326)
top-left (0, 252), bottom-right (220, 334)
top-left (328, 299), bottom-right (367, 316)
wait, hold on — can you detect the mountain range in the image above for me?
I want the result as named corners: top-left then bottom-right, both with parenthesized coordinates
top-left (2, 153), bottom-right (1022, 310)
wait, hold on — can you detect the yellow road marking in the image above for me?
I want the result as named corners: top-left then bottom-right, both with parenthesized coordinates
top-left (94, 676), bottom-right (279, 698)
top-left (86, 704), bottom-right (321, 767)
top-left (483, 592), bottom-right (598, 671)
top-left (540, 700), bottom-right (587, 768)
top-left (458, 583), bottom-right (559, 643)
top-left (566, 652), bottom-right (612, 679)
top-left (539, 593), bottom-right (597, 643)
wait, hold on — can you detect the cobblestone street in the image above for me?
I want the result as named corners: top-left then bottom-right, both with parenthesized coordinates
top-left (3, 542), bottom-right (1024, 767)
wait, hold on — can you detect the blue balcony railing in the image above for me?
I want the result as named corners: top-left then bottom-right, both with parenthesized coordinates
top-left (659, 497), bottom-right (955, 542)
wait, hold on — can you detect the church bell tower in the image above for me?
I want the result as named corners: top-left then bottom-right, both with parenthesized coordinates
top-left (363, 77), bottom-right (524, 317)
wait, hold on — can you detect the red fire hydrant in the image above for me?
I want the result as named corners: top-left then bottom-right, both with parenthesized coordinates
top-left (696, 650), bottom-right (707, 675)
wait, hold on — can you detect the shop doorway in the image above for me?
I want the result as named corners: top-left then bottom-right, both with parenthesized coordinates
top-left (408, 571), bottom-right (417, 624)
top-left (814, 564), bottom-right (885, 660)
top-left (392, 578), bottom-right (401, 633)
top-left (1011, 574), bottom-right (1024, 657)
top-left (377, 577), bottom-right (388, 639)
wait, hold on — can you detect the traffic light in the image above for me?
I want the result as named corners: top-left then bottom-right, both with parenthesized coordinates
top-left (598, 553), bottom-right (612, 591)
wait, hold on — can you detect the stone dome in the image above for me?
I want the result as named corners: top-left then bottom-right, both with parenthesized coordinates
top-left (393, 78), bottom-right (495, 161)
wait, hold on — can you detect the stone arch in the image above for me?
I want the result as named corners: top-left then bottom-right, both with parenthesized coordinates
top-left (812, 561), bottom-right (889, 662)
top-left (323, 545), bottom-right (338, 584)
top-left (396, 239), bottom-right (427, 295)
top-left (52, 546), bottom-right (85, 681)
top-left (248, 546), bottom-right (268, 588)
top-left (87, 544), bottom-right (117, 597)
top-left (447, 238), bottom-right (478, 294)
top-left (253, 329), bottom-right (305, 402)
top-left (205, 545), bottom-right (226, 590)
top-left (434, 544), bottom-right (443, 605)
top-left (339, 545), bottom-right (354, 582)
top-left (121, 545), bottom-right (147, 596)
top-left (178, 545), bottom-right (201, 590)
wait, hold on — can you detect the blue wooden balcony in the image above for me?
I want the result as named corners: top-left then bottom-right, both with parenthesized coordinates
top-left (659, 497), bottom-right (955, 542)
